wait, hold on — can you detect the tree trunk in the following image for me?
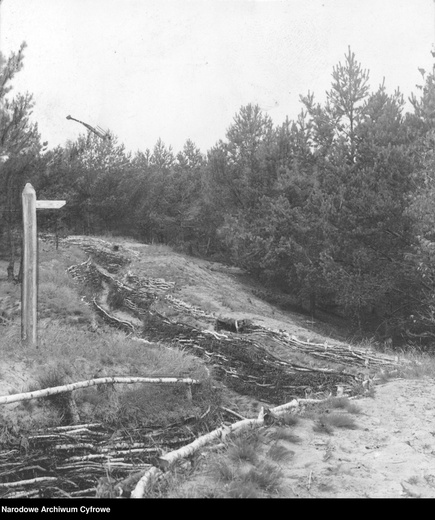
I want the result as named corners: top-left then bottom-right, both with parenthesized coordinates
top-left (6, 224), bottom-right (15, 282)
top-left (5, 170), bottom-right (15, 281)
top-left (309, 292), bottom-right (316, 318)
top-left (7, 262), bottom-right (14, 282)
top-left (17, 249), bottom-right (23, 283)
top-left (55, 218), bottom-right (59, 250)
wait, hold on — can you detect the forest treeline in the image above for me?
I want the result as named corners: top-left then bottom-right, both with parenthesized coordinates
top-left (3, 44), bottom-right (435, 346)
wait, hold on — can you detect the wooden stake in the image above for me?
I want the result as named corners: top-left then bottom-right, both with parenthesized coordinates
top-left (21, 183), bottom-right (66, 348)
top-left (21, 183), bottom-right (37, 347)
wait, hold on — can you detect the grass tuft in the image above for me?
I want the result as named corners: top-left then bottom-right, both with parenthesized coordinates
top-left (398, 351), bottom-right (435, 379)
top-left (280, 412), bottom-right (300, 426)
top-left (313, 418), bottom-right (335, 435)
top-left (266, 442), bottom-right (295, 463)
top-left (209, 458), bottom-right (237, 482)
top-left (34, 365), bottom-right (75, 422)
top-left (243, 461), bottom-right (283, 493)
top-left (38, 262), bottom-right (94, 324)
top-left (325, 396), bottom-right (361, 414)
top-left (227, 481), bottom-right (262, 498)
top-left (344, 401), bottom-right (362, 414)
top-left (313, 412), bottom-right (358, 434)
top-left (227, 435), bottom-right (260, 464)
top-left (267, 427), bottom-right (302, 443)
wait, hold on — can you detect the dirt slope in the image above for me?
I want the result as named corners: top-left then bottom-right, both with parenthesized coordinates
top-left (73, 237), bottom-right (435, 498)
top-left (1, 236), bottom-right (434, 498)
top-left (119, 239), bottom-right (351, 344)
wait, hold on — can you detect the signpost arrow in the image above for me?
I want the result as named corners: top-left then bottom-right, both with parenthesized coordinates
top-left (22, 183), bottom-right (66, 347)
top-left (35, 200), bottom-right (67, 210)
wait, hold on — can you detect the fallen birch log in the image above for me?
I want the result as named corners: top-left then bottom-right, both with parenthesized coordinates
top-left (271, 397), bottom-right (330, 415)
top-left (130, 398), bottom-right (329, 498)
top-left (0, 376), bottom-right (201, 406)
top-left (131, 408), bottom-right (267, 498)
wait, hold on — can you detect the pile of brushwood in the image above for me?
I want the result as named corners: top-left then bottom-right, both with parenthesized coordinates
top-left (0, 236), bottom-right (401, 498)
top-left (63, 237), bottom-right (398, 402)
top-left (0, 408), bottom-right (226, 498)
top-left (141, 315), bottom-right (357, 403)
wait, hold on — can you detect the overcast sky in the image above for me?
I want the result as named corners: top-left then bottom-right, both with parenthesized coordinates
top-left (0, 0), bottom-right (434, 154)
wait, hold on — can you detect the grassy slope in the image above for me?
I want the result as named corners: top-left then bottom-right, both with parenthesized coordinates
top-left (0, 241), bottom-right (211, 432)
top-left (123, 240), bottom-right (353, 343)
top-left (0, 236), bottom-right (393, 422)
top-left (2, 235), bottom-right (428, 498)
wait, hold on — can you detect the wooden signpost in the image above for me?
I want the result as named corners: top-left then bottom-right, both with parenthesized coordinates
top-left (21, 183), bottom-right (66, 347)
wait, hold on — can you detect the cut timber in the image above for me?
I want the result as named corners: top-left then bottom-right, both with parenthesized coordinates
top-left (0, 376), bottom-right (201, 405)
top-left (215, 317), bottom-right (254, 333)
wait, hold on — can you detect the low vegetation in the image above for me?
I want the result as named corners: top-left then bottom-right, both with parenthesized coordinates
top-left (162, 430), bottom-right (288, 498)
top-left (3, 237), bottom-right (435, 498)
top-left (312, 413), bottom-right (358, 435)
top-left (0, 246), bottom-right (213, 435)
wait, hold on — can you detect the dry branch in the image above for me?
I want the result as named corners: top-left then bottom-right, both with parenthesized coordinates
top-left (5, 489), bottom-right (40, 499)
top-left (220, 406), bottom-right (247, 421)
top-left (0, 476), bottom-right (58, 488)
top-left (0, 376), bottom-right (201, 405)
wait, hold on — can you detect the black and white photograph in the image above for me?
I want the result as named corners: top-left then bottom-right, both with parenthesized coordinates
top-left (0, 0), bottom-right (435, 502)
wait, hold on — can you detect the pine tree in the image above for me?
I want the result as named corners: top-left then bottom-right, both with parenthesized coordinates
top-left (0, 43), bottom-right (42, 280)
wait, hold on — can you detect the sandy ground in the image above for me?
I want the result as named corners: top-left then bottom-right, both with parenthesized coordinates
top-left (168, 377), bottom-right (435, 499)
top-left (276, 378), bottom-right (435, 498)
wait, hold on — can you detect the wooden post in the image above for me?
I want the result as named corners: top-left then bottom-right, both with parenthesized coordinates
top-left (21, 183), bottom-right (66, 347)
top-left (21, 183), bottom-right (38, 347)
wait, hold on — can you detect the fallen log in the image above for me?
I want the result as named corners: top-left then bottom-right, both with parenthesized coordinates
top-left (0, 476), bottom-right (58, 489)
top-left (129, 397), bottom-right (327, 498)
top-left (130, 408), bottom-right (267, 498)
top-left (0, 376), bottom-right (201, 406)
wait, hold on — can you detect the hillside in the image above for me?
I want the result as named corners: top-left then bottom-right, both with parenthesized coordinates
top-left (0, 235), bottom-right (434, 499)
